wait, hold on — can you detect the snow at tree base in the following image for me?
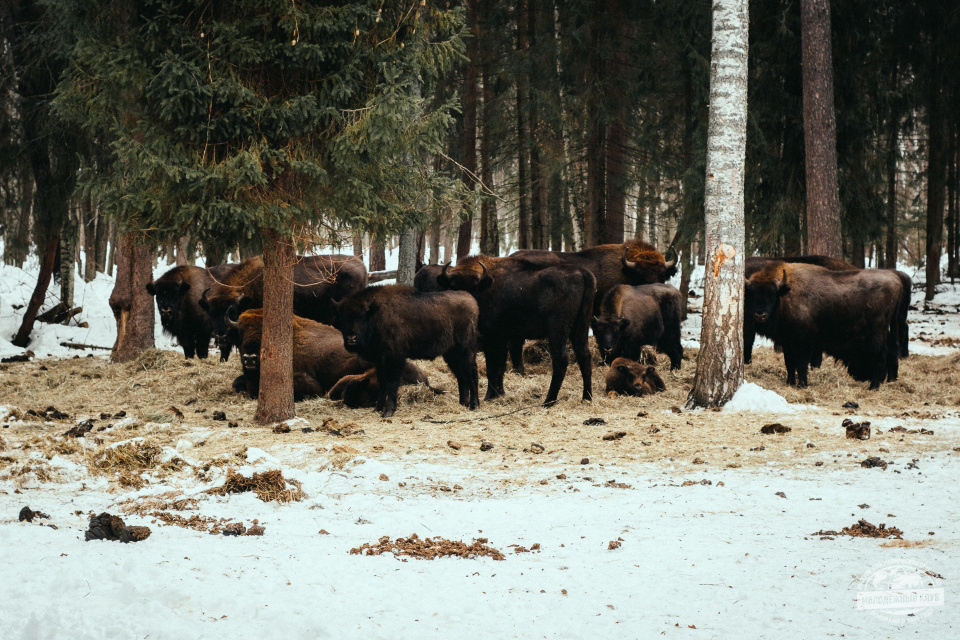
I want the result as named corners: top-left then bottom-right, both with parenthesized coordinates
top-left (1, 257), bottom-right (958, 639)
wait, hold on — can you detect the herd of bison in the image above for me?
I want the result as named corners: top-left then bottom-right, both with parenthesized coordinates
top-left (145, 241), bottom-right (913, 418)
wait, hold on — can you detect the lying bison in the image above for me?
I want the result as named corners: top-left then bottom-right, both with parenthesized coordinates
top-left (744, 256), bottom-right (912, 363)
top-left (200, 254), bottom-right (367, 361)
top-left (604, 358), bottom-right (666, 397)
top-left (327, 366), bottom-right (439, 409)
top-left (744, 262), bottom-right (902, 389)
top-left (333, 285), bottom-right (480, 418)
top-left (591, 283), bottom-right (683, 370)
top-left (229, 310), bottom-right (435, 402)
top-left (437, 256), bottom-right (595, 406)
top-left (147, 264), bottom-right (239, 359)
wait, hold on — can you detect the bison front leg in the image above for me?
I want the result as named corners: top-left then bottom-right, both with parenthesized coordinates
top-left (376, 358), bottom-right (405, 419)
top-left (180, 332), bottom-right (197, 359)
top-left (543, 330), bottom-right (570, 407)
top-left (508, 339), bottom-right (526, 376)
top-left (443, 348), bottom-right (480, 410)
top-left (482, 340), bottom-right (509, 401)
top-left (743, 321), bottom-right (756, 364)
top-left (194, 330), bottom-right (211, 359)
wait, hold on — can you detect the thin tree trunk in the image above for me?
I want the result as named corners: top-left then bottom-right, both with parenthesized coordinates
top-left (109, 232), bottom-right (155, 362)
top-left (397, 226), bottom-right (417, 285)
top-left (176, 235), bottom-right (189, 266)
top-left (948, 121), bottom-right (959, 279)
top-left (686, 0), bottom-right (748, 409)
top-left (94, 205), bottom-right (109, 274)
top-left (800, 0), bottom-right (842, 258)
top-left (12, 236), bottom-right (58, 348)
top-left (479, 17), bottom-right (499, 257)
top-left (428, 221), bottom-right (441, 265)
top-left (458, 0), bottom-right (480, 260)
top-left (925, 51), bottom-right (946, 300)
top-left (604, 120), bottom-right (626, 244)
top-left (59, 205), bottom-right (77, 310)
top-left (106, 217), bottom-right (117, 276)
top-left (81, 196), bottom-right (98, 281)
top-left (254, 230), bottom-right (295, 424)
top-left (884, 108), bottom-right (900, 269)
top-left (370, 237), bottom-right (386, 271)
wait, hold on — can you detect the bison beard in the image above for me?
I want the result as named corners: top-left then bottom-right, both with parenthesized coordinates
top-left (199, 254), bottom-right (367, 361)
top-left (591, 283), bottom-right (683, 370)
top-left (604, 358), bottom-right (666, 397)
top-left (146, 263), bottom-right (239, 359)
top-left (743, 255), bottom-right (912, 363)
top-left (437, 255), bottom-right (595, 406)
top-left (744, 263), bottom-right (902, 389)
top-left (333, 285), bottom-right (480, 418)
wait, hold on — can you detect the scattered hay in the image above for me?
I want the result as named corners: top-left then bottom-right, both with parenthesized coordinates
top-left (132, 349), bottom-right (168, 371)
top-left (813, 519), bottom-right (903, 540)
top-left (350, 533), bottom-right (505, 560)
top-left (149, 511), bottom-right (234, 535)
top-left (204, 469), bottom-right (306, 503)
top-left (117, 470), bottom-right (147, 490)
top-left (120, 493), bottom-right (200, 516)
top-left (93, 441), bottom-right (163, 474)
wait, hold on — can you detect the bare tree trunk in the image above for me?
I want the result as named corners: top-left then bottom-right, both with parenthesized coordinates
top-left (94, 206), bottom-right (109, 274)
top-left (948, 121), bottom-right (959, 279)
top-left (81, 196), bottom-right (98, 281)
top-left (884, 107), bottom-right (900, 269)
top-left (516, 0), bottom-right (531, 250)
top-left (397, 226), bottom-right (417, 285)
top-left (800, 0), bottom-right (842, 258)
top-left (428, 221), bottom-right (441, 265)
top-left (12, 236), bottom-right (58, 348)
top-left (352, 231), bottom-right (363, 259)
top-left (254, 230), bottom-right (295, 424)
top-left (176, 235), bottom-right (190, 266)
top-left (686, 0), bottom-right (748, 409)
top-left (458, 0), bottom-right (480, 261)
top-left (109, 233), bottom-right (155, 362)
top-left (479, 21), bottom-right (499, 256)
top-left (106, 217), bottom-right (118, 276)
top-left (925, 53), bottom-right (946, 300)
top-left (370, 237), bottom-right (386, 271)
top-left (59, 206), bottom-right (77, 310)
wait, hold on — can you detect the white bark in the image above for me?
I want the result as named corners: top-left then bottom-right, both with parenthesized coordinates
top-left (686, 0), bottom-right (748, 409)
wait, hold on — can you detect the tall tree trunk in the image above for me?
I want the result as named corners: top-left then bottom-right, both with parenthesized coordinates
top-left (515, 0), bottom-right (531, 250)
top-left (584, 2), bottom-right (605, 248)
top-left (59, 205), bottom-right (77, 310)
top-left (884, 107), bottom-right (900, 269)
top-left (800, 0), bottom-right (842, 258)
top-left (924, 52), bottom-right (946, 300)
top-left (458, 0), bottom-right (480, 260)
top-left (428, 221), bottom-right (441, 265)
top-left (5, 171), bottom-right (33, 268)
top-left (479, 18), bottom-right (499, 257)
top-left (370, 237), bottom-right (386, 271)
top-left (94, 206), bottom-right (109, 274)
top-left (254, 230), bottom-right (295, 424)
top-left (603, 0), bottom-right (627, 245)
top-left (604, 120), bottom-right (626, 244)
top-left (108, 232), bottom-right (155, 362)
top-left (948, 121), bottom-right (959, 279)
top-left (686, 0), bottom-right (748, 409)
top-left (397, 226), bottom-right (417, 285)
top-left (106, 217), bottom-right (118, 276)
top-left (81, 196), bottom-right (98, 281)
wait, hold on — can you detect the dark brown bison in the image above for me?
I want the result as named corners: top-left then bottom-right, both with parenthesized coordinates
top-left (436, 255), bottom-right (596, 406)
top-left (199, 254), bottom-right (367, 361)
top-left (591, 283), bottom-right (683, 370)
top-left (229, 309), bottom-right (434, 402)
top-left (332, 285), bottom-right (480, 418)
top-left (146, 263), bottom-right (239, 359)
top-left (604, 358), bottom-right (666, 397)
top-left (744, 262), bottom-right (902, 389)
top-left (327, 366), bottom-right (439, 409)
top-left (413, 264), bottom-right (445, 292)
top-left (744, 255), bottom-right (912, 363)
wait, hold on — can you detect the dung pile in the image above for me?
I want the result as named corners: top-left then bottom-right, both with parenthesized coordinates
top-left (350, 533), bottom-right (505, 560)
top-left (813, 519), bottom-right (903, 540)
top-left (84, 512), bottom-right (151, 543)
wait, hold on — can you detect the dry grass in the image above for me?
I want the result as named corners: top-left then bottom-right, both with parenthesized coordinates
top-left (0, 343), bottom-right (957, 484)
top-left (205, 469), bottom-right (306, 503)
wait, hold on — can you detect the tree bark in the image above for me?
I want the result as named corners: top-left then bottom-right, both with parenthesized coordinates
top-left (884, 104), bottom-right (899, 269)
top-left (479, 12), bottom-right (499, 257)
top-left (12, 236), bottom-right (58, 348)
top-left (516, 0), bottom-right (531, 250)
top-left (108, 232), bottom-right (155, 362)
top-left (370, 237), bottom-right (386, 271)
top-left (948, 121), bottom-right (959, 279)
top-left (254, 230), bottom-right (295, 424)
top-left (59, 204), bottom-right (77, 310)
top-left (800, 0), bottom-right (842, 258)
top-left (397, 226), bottom-right (417, 285)
top-left (686, 0), bottom-right (748, 409)
top-left (458, 0), bottom-right (480, 260)
top-left (924, 49), bottom-right (946, 300)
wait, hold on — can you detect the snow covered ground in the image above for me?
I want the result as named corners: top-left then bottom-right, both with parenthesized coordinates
top-left (1, 254), bottom-right (959, 639)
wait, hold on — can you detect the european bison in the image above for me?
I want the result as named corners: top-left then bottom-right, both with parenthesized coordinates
top-left (744, 262), bottom-right (902, 389)
top-left (437, 255), bottom-right (596, 406)
top-left (604, 358), bottom-right (666, 397)
top-left (199, 254), bottom-right (367, 361)
top-left (744, 255), bottom-right (912, 363)
top-left (591, 283), bottom-right (683, 370)
top-left (413, 264), bottom-right (445, 292)
top-left (327, 366), bottom-right (439, 409)
top-left (332, 285), bottom-right (480, 418)
top-left (146, 264), bottom-right (239, 359)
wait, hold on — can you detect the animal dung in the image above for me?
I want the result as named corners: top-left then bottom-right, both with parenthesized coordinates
top-left (212, 411), bottom-right (227, 421)
top-left (812, 519), bottom-right (903, 540)
top-left (860, 456), bottom-right (888, 470)
top-left (528, 443), bottom-right (545, 454)
top-left (64, 420), bottom-right (94, 438)
top-left (602, 431), bottom-right (628, 441)
top-left (843, 419), bottom-right (871, 440)
top-left (583, 417), bottom-right (606, 426)
top-left (842, 401), bottom-right (860, 409)
top-left (580, 458), bottom-right (589, 465)
top-left (447, 440), bottom-right (462, 450)
top-left (350, 534), bottom-right (505, 560)
top-left (479, 441), bottom-right (493, 451)
top-left (760, 423), bottom-right (791, 435)
top-left (84, 512), bottom-right (151, 543)
top-left (222, 522), bottom-right (247, 536)
top-left (272, 424), bottom-right (291, 434)
top-left (608, 540), bottom-right (622, 550)
top-left (18, 506), bottom-right (48, 522)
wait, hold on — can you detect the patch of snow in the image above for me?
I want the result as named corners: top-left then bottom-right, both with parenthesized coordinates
top-left (723, 382), bottom-right (808, 413)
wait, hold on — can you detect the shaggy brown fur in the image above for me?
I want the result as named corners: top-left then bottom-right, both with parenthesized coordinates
top-left (604, 358), bottom-right (666, 397)
top-left (327, 365), bottom-right (437, 409)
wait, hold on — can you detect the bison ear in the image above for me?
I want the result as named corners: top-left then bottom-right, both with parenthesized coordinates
top-left (616, 364), bottom-right (634, 378)
top-left (778, 269), bottom-right (791, 295)
top-left (237, 295), bottom-right (256, 313)
top-left (199, 288), bottom-right (211, 311)
top-left (146, 282), bottom-right (156, 296)
top-left (619, 317), bottom-right (630, 329)
top-left (590, 315), bottom-right (599, 329)
top-left (179, 282), bottom-right (190, 295)
top-left (437, 262), bottom-right (451, 288)
top-left (477, 262), bottom-right (494, 292)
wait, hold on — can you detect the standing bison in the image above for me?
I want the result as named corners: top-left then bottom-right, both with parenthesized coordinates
top-left (437, 255), bottom-right (596, 406)
top-left (229, 309), bottom-right (432, 402)
top-left (146, 263), bottom-right (239, 359)
top-left (199, 254), bottom-right (367, 360)
top-left (744, 255), bottom-right (912, 363)
top-left (333, 285), bottom-right (480, 418)
top-left (744, 262), bottom-right (902, 389)
top-left (591, 283), bottom-right (683, 370)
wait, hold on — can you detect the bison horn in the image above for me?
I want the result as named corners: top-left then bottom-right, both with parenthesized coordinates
top-left (621, 248), bottom-right (637, 270)
top-left (441, 261), bottom-right (451, 276)
top-left (225, 309), bottom-right (240, 332)
top-left (664, 246), bottom-right (678, 270)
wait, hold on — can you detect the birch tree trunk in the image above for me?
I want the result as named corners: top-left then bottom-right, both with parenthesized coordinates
top-left (686, 0), bottom-right (748, 409)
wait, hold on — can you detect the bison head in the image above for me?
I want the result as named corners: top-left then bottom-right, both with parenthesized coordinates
top-left (621, 244), bottom-right (677, 285)
top-left (332, 295), bottom-right (378, 355)
top-left (591, 314), bottom-right (630, 365)
top-left (146, 274), bottom-right (188, 329)
top-left (606, 358), bottom-right (665, 397)
top-left (436, 261), bottom-right (493, 293)
top-left (744, 268), bottom-right (790, 326)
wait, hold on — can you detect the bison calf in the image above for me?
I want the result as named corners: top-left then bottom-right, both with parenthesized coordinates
top-left (327, 366), bottom-right (439, 409)
top-left (591, 283), bottom-right (683, 370)
top-left (604, 358), bottom-right (666, 397)
top-left (333, 285), bottom-right (480, 418)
